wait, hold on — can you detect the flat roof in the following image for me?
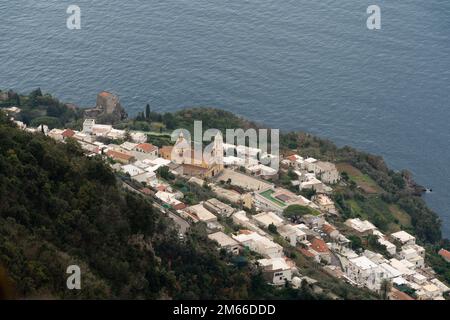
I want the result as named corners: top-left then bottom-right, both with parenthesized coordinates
top-left (253, 212), bottom-right (284, 227)
top-left (187, 204), bottom-right (217, 222)
top-left (208, 231), bottom-right (239, 247)
top-left (391, 230), bottom-right (415, 242)
top-left (258, 257), bottom-right (291, 271)
top-left (350, 256), bottom-right (378, 270)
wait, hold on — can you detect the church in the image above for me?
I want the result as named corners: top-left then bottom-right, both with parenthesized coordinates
top-left (159, 131), bottom-right (224, 179)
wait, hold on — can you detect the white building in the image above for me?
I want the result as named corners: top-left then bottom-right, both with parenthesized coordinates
top-left (299, 177), bottom-right (325, 193)
top-left (208, 231), bottom-right (241, 255)
top-left (232, 211), bottom-right (268, 236)
top-left (301, 157), bottom-right (317, 171)
top-left (204, 198), bottom-right (235, 217)
top-left (233, 231), bottom-right (283, 258)
top-left (223, 156), bottom-right (247, 167)
top-left (132, 171), bottom-right (156, 185)
top-left (312, 194), bottom-right (337, 215)
top-left (82, 119), bottom-right (95, 133)
top-left (120, 141), bottom-right (138, 151)
top-left (130, 132), bottom-right (147, 143)
top-left (377, 237), bottom-right (397, 255)
top-left (345, 218), bottom-right (377, 234)
top-left (277, 224), bottom-right (307, 246)
top-left (314, 161), bottom-right (340, 184)
top-left (155, 191), bottom-right (185, 210)
top-left (252, 211), bottom-right (285, 229)
top-left (398, 247), bottom-right (425, 268)
top-left (121, 164), bottom-right (145, 177)
top-left (391, 231), bottom-right (416, 246)
top-left (258, 258), bottom-right (293, 285)
top-left (389, 258), bottom-right (416, 277)
top-left (246, 164), bottom-right (278, 179)
top-left (185, 203), bottom-right (217, 223)
top-left (345, 256), bottom-right (385, 292)
top-left (106, 128), bottom-right (126, 140)
top-left (144, 157), bottom-right (171, 172)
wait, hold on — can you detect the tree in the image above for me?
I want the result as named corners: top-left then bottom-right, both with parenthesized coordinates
top-left (380, 279), bottom-right (392, 300)
top-left (268, 223), bottom-right (278, 234)
top-left (348, 235), bottom-right (363, 251)
top-left (300, 188), bottom-right (316, 200)
top-left (29, 88), bottom-right (42, 108)
top-left (283, 204), bottom-right (319, 222)
top-left (157, 166), bottom-right (174, 180)
top-left (124, 129), bottom-right (132, 142)
top-left (145, 104), bottom-right (151, 122)
top-left (162, 113), bottom-right (176, 130)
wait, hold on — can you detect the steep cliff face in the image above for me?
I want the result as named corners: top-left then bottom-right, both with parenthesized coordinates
top-left (84, 91), bottom-right (127, 123)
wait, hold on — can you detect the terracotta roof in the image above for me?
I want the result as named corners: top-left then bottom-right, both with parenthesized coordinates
top-left (322, 224), bottom-right (336, 235)
top-left (286, 155), bottom-right (298, 162)
top-left (106, 150), bottom-right (134, 161)
top-left (136, 143), bottom-right (157, 153)
top-left (160, 146), bottom-right (173, 151)
top-left (159, 146), bottom-right (173, 157)
top-left (438, 248), bottom-right (450, 261)
top-left (99, 91), bottom-right (112, 97)
top-left (62, 129), bottom-right (75, 138)
top-left (310, 238), bottom-right (330, 253)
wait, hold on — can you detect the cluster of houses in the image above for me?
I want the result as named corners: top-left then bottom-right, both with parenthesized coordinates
top-left (282, 154), bottom-right (339, 193)
top-left (338, 219), bottom-right (449, 299)
top-left (9, 112), bottom-right (449, 300)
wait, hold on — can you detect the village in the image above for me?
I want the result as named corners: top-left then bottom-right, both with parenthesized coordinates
top-left (5, 101), bottom-right (450, 301)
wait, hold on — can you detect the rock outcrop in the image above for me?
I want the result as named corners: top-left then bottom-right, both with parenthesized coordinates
top-left (84, 91), bottom-right (127, 124)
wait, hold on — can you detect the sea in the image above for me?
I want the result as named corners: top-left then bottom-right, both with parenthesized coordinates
top-left (1, 0), bottom-right (449, 237)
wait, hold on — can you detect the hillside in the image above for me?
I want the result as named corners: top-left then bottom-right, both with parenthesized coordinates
top-left (1, 90), bottom-right (448, 297)
top-left (0, 112), bottom-right (324, 299)
top-left (128, 104), bottom-right (442, 244)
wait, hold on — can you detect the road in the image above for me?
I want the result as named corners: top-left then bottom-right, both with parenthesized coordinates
top-left (121, 181), bottom-right (190, 234)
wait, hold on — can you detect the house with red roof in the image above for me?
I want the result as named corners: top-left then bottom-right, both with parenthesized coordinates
top-left (134, 143), bottom-right (158, 156)
top-left (62, 129), bottom-right (75, 139)
top-left (438, 248), bottom-right (450, 263)
top-left (106, 150), bottom-right (135, 164)
top-left (309, 237), bottom-right (332, 264)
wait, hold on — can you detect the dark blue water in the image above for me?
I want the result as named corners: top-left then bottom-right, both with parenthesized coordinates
top-left (1, 1), bottom-right (449, 237)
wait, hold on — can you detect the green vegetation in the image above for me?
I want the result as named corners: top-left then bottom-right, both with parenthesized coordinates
top-left (268, 223), bottom-right (278, 234)
top-left (156, 166), bottom-right (175, 181)
top-left (282, 242), bottom-right (379, 300)
top-left (0, 112), bottom-right (325, 299)
top-left (336, 163), bottom-right (382, 194)
top-left (283, 204), bottom-right (321, 221)
top-left (425, 247), bottom-right (450, 286)
top-left (1, 91), bottom-right (448, 297)
top-left (280, 131), bottom-right (442, 244)
top-left (0, 89), bottom-right (81, 129)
